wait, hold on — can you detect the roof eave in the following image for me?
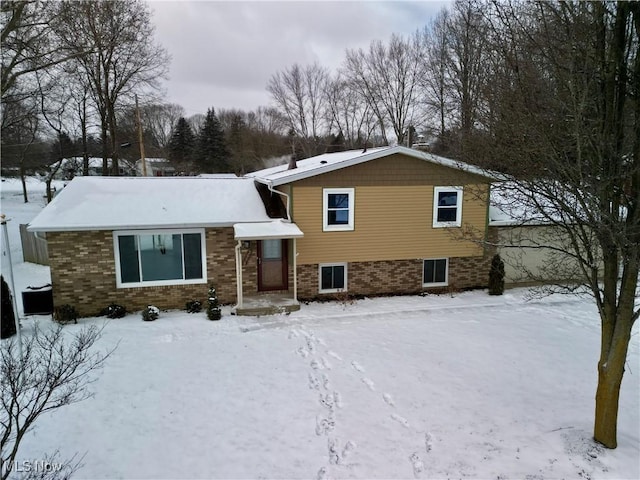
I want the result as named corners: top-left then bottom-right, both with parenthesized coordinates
top-left (27, 221), bottom-right (242, 233)
top-left (255, 146), bottom-right (498, 185)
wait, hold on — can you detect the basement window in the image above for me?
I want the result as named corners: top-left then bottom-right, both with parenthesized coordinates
top-left (423, 258), bottom-right (448, 287)
top-left (319, 263), bottom-right (347, 293)
top-left (114, 229), bottom-right (206, 288)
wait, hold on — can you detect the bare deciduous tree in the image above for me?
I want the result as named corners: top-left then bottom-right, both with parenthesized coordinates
top-left (480, 0), bottom-right (639, 449)
top-left (267, 62), bottom-right (329, 157)
top-left (343, 32), bottom-right (424, 145)
top-left (1, 0), bottom-right (85, 97)
top-left (325, 73), bottom-right (377, 149)
top-left (421, 8), bottom-right (454, 137)
top-left (55, 0), bottom-right (169, 176)
top-left (1, 325), bottom-right (114, 479)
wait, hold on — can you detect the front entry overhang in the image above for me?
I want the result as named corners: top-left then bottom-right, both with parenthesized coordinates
top-left (233, 219), bottom-right (304, 241)
top-left (232, 220), bottom-right (304, 314)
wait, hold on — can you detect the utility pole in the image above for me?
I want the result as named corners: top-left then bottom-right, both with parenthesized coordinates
top-left (135, 95), bottom-right (147, 176)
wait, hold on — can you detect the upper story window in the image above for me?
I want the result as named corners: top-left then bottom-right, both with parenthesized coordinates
top-left (323, 188), bottom-right (355, 231)
top-left (433, 186), bottom-right (463, 228)
top-left (113, 229), bottom-right (207, 288)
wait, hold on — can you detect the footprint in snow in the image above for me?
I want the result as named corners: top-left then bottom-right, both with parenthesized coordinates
top-left (409, 452), bottom-right (424, 478)
top-left (383, 393), bottom-right (395, 407)
top-left (288, 329), bottom-right (299, 339)
top-left (308, 373), bottom-right (320, 390)
top-left (327, 350), bottom-right (342, 361)
top-left (315, 413), bottom-right (336, 436)
top-left (425, 432), bottom-right (433, 453)
top-left (322, 373), bottom-right (331, 390)
top-left (320, 357), bottom-right (332, 370)
top-left (391, 413), bottom-right (410, 428)
top-left (342, 440), bottom-right (356, 461)
top-left (351, 360), bottom-right (365, 372)
top-left (361, 377), bottom-right (375, 391)
top-left (310, 359), bottom-right (322, 370)
top-left (306, 336), bottom-right (316, 353)
top-left (297, 347), bottom-right (309, 358)
top-left (328, 437), bottom-right (340, 465)
top-left (316, 467), bottom-right (327, 480)
top-left (319, 392), bottom-right (335, 410)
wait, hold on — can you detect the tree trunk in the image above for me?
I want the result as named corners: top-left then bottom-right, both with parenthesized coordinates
top-left (594, 326), bottom-right (631, 448)
top-left (20, 165), bottom-right (28, 203)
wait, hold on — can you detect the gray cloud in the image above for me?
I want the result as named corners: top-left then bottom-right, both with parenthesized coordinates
top-left (150, 1), bottom-right (448, 115)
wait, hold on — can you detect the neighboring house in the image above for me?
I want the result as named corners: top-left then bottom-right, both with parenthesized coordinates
top-left (488, 183), bottom-right (589, 286)
top-left (57, 157), bottom-right (136, 178)
top-left (136, 158), bottom-right (176, 177)
top-left (28, 146), bottom-right (498, 317)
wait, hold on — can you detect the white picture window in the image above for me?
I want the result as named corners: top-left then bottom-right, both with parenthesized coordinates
top-left (114, 229), bottom-right (207, 288)
top-left (323, 188), bottom-right (355, 231)
top-left (433, 186), bottom-right (463, 227)
top-left (319, 263), bottom-right (348, 293)
top-left (423, 258), bottom-right (448, 287)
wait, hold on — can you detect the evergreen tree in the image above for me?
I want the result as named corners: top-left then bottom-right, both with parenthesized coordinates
top-left (194, 107), bottom-right (231, 173)
top-left (167, 117), bottom-right (195, 171)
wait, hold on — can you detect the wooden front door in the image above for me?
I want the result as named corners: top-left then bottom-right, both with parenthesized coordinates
top-left (258, 239), bottom-right (288, 291)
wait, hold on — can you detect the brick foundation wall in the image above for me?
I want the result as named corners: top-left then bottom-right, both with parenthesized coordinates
top-left (47, 228), bottom-right (240, 317)
top-left (297, 255), bottom-right (491, 300)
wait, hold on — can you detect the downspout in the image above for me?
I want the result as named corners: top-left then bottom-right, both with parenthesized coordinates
top-left (235, 240), bottom-right (243, 309)
top-left (293, 237), bottom-right (298, 302)
top-left (266, 180), bottom-right (291, 222)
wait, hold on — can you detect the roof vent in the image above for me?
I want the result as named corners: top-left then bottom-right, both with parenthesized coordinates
top-left (287, 155), bottom-right (297, 170)
top-left (320, 160), bottom-right (328, 164)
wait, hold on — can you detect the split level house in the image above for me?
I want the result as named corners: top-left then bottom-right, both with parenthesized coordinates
top-left (28, 146), bottom-right (500, 317)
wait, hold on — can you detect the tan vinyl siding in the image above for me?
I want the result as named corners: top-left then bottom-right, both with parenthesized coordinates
top-left (292, 184), bottom-right (488, 264)
top-left (292, 153), bottom-right (491, 187)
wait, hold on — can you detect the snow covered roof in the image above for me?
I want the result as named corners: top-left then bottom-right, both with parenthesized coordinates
top-left (28, 176), bottom-right (272, 232)
top-left (489, 182), bottom-right (575, 227)
top-left (233, 220), bottom-right (304, 241)
top-left (248, 145), bottom-right (498, 186)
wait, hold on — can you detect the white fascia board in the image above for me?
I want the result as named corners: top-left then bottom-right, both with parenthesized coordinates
top-left (257, 146), bottom-right (498, 186)
top-left (27, 222), bottom-right (236, 233)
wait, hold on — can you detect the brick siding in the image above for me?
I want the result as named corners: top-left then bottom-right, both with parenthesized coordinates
top-left (47, 228), bottom-right (241, 317)
top-left (297, 255), bottom-right (491, 301)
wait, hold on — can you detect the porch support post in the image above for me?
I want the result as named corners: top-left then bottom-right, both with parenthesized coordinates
top-left (235, 240), bottom-right (243, 309)
top-left (292, 237), bottom-right (298, 302)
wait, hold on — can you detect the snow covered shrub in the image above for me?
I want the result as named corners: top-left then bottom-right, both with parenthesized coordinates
top-left (54, 304), bottom-right (79, 324)
top-left (207, 286), bottom-right (221, 321)
top-left (142, 305), bottom-right (160, 321)
top-left (185, 300), bottom-right (202, 313)
top-left (488, 254), bottom-right (505, 296)
top-left (100, 303), bottom-right (127, 319)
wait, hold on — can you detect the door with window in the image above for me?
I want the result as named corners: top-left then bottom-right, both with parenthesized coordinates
top-left (257, 239), bottom-right (288, 291)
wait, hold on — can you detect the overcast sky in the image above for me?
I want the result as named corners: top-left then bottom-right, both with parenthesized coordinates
top-left (150, 1), bottom-right (449, 117)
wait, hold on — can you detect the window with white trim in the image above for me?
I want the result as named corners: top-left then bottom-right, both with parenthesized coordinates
top-left (433, 186), bottom-right (463, 227)
top-left (423, 258), bottom-right (448, 286)
top-left (323, 188), bottom-right (355, 231)
top-left (114, 229), bottom-right (207, 288)
top-left (319, 263), bottom-right (347, 293)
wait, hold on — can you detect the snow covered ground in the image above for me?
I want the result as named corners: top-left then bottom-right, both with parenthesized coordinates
top-left (1, 177), bottom-right (639, 479)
